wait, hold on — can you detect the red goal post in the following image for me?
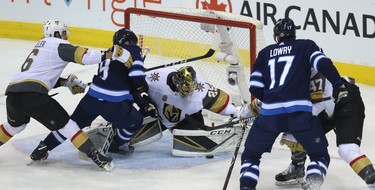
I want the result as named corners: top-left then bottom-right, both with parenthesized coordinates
top-left (124, 7), bottom-right (266, 106)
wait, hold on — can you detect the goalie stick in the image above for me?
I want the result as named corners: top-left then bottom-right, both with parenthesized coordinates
top-left (184, 114), bottom-right (254, 131)
top-left (145, 30), bottom-right (221, 71)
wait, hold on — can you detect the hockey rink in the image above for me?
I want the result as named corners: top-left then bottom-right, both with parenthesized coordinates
top-left (1, 38), bottom-right (375, 190)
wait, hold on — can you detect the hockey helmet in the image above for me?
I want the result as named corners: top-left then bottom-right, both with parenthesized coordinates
top-left (273, 18), bottom-right (296, 42)
top-left (113, 28), bottom-right (138, 46)
top-left (43, 20), bottom-right (69, 39)
top-left (173, 66), bottom-right (197, 97)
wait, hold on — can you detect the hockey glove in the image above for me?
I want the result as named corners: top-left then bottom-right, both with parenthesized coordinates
top-left (101, 48), bottom-right (113, 62)
top-left (333, 78), bottom-right (349, 104)
top-left (239, 98), bottom-right (261, 119)
top-left (112, 45), bottom-right (130, 63)
top-left (64, 74), bottom-right (87, 95)
top-left (139, 93), bottom-right (158, 118)
top-left (279, 133), bottom-right (305, 152)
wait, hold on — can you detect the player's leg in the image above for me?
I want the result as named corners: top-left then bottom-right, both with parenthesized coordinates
top-left (240, 115), bottom-right (280, 190)
top-left (30, 94), bottom-right (99, 161)
top-left (26, 93), bottom-right (113, 170)
top-left (103, 100), bottom-right (143, 155)
top-left (335, 95), bottom-right (375, 187)
top-left (275, 111), bottom-right (333, 186)
top-left (275, 148), bottom-right (307, 186)
top-left (0, 93), bottom-right (29, 146)
top-left (291, 112), bottom-right (330, 190)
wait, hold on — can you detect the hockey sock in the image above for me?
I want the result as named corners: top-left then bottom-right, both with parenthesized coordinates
top-left (58, 119), bottom-right (94, 153)
top-left (43, 131), bottom-right (67, 151)
top-left (0, 124), bottom-right (12, 145)
top-left (350, 155), bottom-right (375, 184)
top-left (240, 160), bottom-right (260, 189)
top-left (0, 123), bottom-right (26, 145)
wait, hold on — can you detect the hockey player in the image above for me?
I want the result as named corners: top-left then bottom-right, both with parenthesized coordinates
top-left (275, 73), bottom-right (375, 189)
top-left (130, 65), bottom-right (238, 156)
top-left (0, 20), bottom-right (117, 170)
top-left (29, 28), bottom-right (156, 159)
top-left (238, 18), bottom-right (348, 190)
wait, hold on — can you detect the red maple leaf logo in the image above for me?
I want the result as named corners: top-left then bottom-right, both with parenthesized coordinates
top-left (201, 0), bottom-right (226, 11)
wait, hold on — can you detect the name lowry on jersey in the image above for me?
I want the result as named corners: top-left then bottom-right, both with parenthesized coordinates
top-left (270, 46), bottom-right (292, 57)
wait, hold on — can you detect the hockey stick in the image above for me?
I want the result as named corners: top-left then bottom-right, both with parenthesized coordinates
top-left (78, 122), bottom-right (115, 161)
top-left (99, 122), bottom-right (115, 155)
top-left (184, 114), bottom-right (254, 131)
top-left (222, 119), bottom-right (249, 190)
top-left (184, 114), bottom-right (237, 131)
top-left (145, 31), bottom-right (221, 71)
top-left (143, 46), bottom-right (150, 61)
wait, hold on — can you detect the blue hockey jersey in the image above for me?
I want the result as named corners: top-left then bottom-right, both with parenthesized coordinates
top-left (249, 39), bottom-right (341, 115)
top-left (88, 45), bottom-right (145, 102)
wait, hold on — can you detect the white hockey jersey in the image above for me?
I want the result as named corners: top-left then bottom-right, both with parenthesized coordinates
top-left (310, 69), bottom-right (334, 117)
top-left (145, 67), bottom-right (235, 129)
top-left (6, 37), bottom-right (103, 94)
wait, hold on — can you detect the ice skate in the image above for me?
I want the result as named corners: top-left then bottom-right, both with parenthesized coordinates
top-left (86, 148), bottom-right (114, 171)
top-left (28, 141), bottom-right (49, 165)
top-left (275, 163), bottom-right (305, 186)
top-left (108, 141), bottom-right (134, 155)
top-left (301, 174), bottom-right (323, 190)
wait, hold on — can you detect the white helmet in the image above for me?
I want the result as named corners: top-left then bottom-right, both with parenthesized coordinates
top-left (43, 20), bottom-right (69, 38)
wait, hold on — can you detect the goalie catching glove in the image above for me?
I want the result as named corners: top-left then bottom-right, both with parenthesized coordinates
top-left (64, 74), bottom-right (87, 95)
top-left (239, 98), bottom-right (261, 119)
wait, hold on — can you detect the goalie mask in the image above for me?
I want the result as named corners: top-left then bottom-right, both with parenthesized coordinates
top-left (113, 28), bottom-right (138, 46)
top-left (273, 18), bottom-right (296, 42)
top-left (43, 20), bottom-right (69, 39)
top-left (173, 66), bottom-right (197, 97)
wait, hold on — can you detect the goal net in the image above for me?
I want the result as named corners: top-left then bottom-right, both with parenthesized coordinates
top-left (124, 8), bottom-right (266, 107)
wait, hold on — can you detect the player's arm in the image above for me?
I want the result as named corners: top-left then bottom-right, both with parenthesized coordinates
top-left (239, 99), bottom-right (261, 119)
top-left (125, 45), bottom-right (157, 118)
top-left (202, 83), bottom-right (237, 117)
top-left (53, 75), bottom-right (87, 95)
top-left (249, 53), bottom-right (265, 101)
top-left (57, 43), bottom-right (113, 65)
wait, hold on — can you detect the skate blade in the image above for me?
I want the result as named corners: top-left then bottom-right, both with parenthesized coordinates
top-left (275, 178), bottom-right (304, 186)
top-left (27, 159), bottom-right (46, 166)
top-left (102, 162), bottom-right (115, 172)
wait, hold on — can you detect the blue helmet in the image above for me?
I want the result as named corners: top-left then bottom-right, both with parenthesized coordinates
top-left (113, 28), bottom-right (138, 46)
top-left (273, 18), bottom-right (296, 41)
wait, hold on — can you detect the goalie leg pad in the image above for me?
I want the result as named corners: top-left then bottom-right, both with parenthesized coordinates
top-left (171, 125), bottom-right (246, 157)
top-left (129, 117), bottom-right (163, 148)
